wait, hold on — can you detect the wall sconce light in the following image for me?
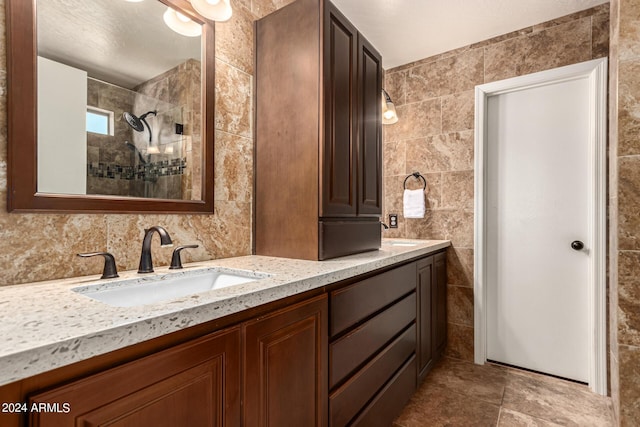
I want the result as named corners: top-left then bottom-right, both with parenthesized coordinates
top-left (191, 0), bottom-right (233, 22)
top-left (381, 89), bottom-right (399, 125)
top-left (163, 7), bottom-right (202, 37)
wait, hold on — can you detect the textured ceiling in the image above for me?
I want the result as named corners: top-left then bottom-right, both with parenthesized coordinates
top-left (37, 0), bottom-right (201, 89)
top-left (332, 0), bottom-right (610, 70)
top-left (37, 0), bottom-right (610, 86)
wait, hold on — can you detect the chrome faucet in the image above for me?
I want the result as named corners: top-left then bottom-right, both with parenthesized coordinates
top-left (138, 226), bottom-right (173, 273)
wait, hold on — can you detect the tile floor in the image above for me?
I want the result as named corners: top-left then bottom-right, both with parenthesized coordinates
top-left (393, 357), bottom-right (615, 427)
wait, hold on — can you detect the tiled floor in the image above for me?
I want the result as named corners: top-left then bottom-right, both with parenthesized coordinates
top-left (393, 357), bottom-right (615, 427)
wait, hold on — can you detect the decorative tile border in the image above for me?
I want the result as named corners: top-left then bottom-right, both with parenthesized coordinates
top-left (87, 158), bottom-right (186, 181)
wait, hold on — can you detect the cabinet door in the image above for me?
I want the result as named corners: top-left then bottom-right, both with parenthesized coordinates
top-left (356, 34), bottom-right (382, 216)
top-left (434, 252), bottom-right (448, 357)
top-left (322, 2), bottom-right (357, 217)
top-left (416, 256), bottom-right (434, 383)
top-left (28, 328), bottom-right (242, 427)
top-left (244, 295), bottom-right (328, 427)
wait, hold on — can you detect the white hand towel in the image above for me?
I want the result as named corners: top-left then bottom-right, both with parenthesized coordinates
top-left (403, 189), bottom-right (425, 219)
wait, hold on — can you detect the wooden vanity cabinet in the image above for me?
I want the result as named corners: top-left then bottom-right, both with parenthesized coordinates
top-left (255, 0), bottom-right (383, 261)
top-left (416, 251), bottom-right (448, 383)
top-left (2, 252), bottom-right (446, 427)
top-left (28, 327), bottom-right (242, 427)
top-left (243, 295), bottom-right (328, 427)
top-left (18, 296), bottom-right (328, 427)
top-left (328, 263), bottom-right (418, 427)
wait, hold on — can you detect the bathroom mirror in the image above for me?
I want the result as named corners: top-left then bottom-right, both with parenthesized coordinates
top-left (5, 0), bottom-right (215, 213)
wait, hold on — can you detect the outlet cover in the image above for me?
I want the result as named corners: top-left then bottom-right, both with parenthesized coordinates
top-left (389, 214), bottom-right (398, 228)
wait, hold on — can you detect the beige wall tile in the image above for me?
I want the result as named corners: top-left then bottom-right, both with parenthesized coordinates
top-left (438, 49), bottom-right (484, 96)
top-left (215, 6), bottom-right (255, 75)
top-left (618, 251), bottom-right (640, 347)
top-left (485, 18), bottom-right (591, 83)
top-left (384, 99), bottom-right (442, 142)
top-left (423, 173), bottom-right (442, 210)
top-left (384, 175), bottom-right (406, 215)
top-left (251, 0), bottom-right (296, 19)
top-left (446, 322), bottom-right (474, 361)
top-left (447, 284), bottom-right (474, 326)
top-left (385, 70), bottom-right (407, 106)
top-left (405, 132), bottom-right (474, 174)
top-left (442, 171), bottom-right (474, 210)
top-left (593, 11), bottom-right (611, 59)
top-left (235, 0), bottom-right (252, 13)
top-left (214, 131), bottom-right (253, 203)
top-left (406, 61), bottom-right (441, 103)
top-left (447, 247), bottom-right (474, 288)
top-left (619, 344), bottom-right (640, 424)
top-left (611, 351), bottom-right (620, 426)
top-left (405, 209), bottom-right (473, 248)
top-left (619, 156), bottom-right (640, 250)
top-left (383, 141), bottom-right (406, 177)
top-left (619, 250), bottom-right (640, 282)
top-left (619, 0), bottom-right (640, 61)
top-left (406, 50), bottom-right (483, 102)
top-left (442, 91), bottom-right (474, 133)
top-left (0, 214), bottom-right (108, 284)
top-left (618, 59), bottom-right (640, 156)
top-left (444, 209), bottom-right (474, 248)
top-left (405, 209), bottom-right (448, 241)
top-left (214, 59), bottom-right (252, 138)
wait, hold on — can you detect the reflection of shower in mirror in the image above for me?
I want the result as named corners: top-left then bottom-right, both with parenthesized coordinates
top-left (123, 110), bottom-right (157, 142)
top-left (124, 141), bottom-right (148, 164)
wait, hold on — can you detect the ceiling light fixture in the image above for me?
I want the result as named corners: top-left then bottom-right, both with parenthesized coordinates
top-left (381, 89), bottom-right (399, 125)
top-left (163, 7), bottom-right (202, 37)
top-left (190, 0), bottom-right (233, 22)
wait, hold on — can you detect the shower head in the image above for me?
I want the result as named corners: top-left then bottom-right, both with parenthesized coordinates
top-left (139, 110), bottom-right (157, 120)
top-left (123, 112), bottom-right (144, 132)
top-left (123, 110), bottom-right (157, 142)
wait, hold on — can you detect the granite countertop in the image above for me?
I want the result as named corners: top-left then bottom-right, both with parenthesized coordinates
top-left (0, 238), bottom-right (450, 386)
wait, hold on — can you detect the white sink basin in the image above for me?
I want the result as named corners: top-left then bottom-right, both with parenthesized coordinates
top-left (72, 268), bottom-right (271, 307)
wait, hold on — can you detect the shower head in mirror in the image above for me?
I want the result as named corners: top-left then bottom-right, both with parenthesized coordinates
top-left (123, 110), bottom-right (157, 142)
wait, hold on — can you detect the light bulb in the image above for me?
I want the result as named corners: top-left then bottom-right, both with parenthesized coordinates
top-left (176, 12), bottom-right (191, 23)
top-left (191, 0), bottom-right (232, 22)
top-left (163, 7), bottom-right (202, 37)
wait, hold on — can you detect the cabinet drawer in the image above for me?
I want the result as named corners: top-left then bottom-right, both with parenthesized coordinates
top-left (330, 324), bottom-right (415, 427)
top-left (28, 328), bottom-right (242, 427)
top-left (351, 355), bottom-right (416, 427)
top-left (330, 263), bottom-right (416, 336)
top-left (330, 292), bottom-right (416, 387)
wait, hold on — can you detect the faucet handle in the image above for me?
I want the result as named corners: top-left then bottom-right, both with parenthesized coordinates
top-left (77, 252), bottom-right (119, 279)
top-left (170, 245), bottom-right (199, 270)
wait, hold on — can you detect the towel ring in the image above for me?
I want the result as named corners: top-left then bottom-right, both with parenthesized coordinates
top-left (403, 172), bottom-right (427, 190)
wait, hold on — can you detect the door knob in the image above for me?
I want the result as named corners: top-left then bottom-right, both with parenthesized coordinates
top-left (571, 240), bottom-right (584, 251)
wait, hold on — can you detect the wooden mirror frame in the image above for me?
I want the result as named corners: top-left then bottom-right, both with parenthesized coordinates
top-left (5, 0), bottom-right (214, 213)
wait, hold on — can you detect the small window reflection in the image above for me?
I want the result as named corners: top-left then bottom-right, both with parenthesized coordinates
top-left (86, 106), bottom-right (114, 136)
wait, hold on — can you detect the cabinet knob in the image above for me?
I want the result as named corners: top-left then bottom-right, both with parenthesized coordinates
top-left (571, 240), bottom-right (584, 251)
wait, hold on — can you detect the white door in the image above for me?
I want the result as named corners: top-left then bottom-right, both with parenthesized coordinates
top-left (485, 75), bottom-right (592, 382)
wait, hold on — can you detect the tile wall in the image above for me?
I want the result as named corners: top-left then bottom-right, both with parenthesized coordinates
top-left (0, 0), bottom-right (294, 285)
top-left (382, 4), bottom-right (610, 361)
top-left (610, 0), bottom-right (640, 423)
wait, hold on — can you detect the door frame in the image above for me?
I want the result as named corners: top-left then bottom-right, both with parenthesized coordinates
top-left (473, 58), bottom-right (608, 395)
